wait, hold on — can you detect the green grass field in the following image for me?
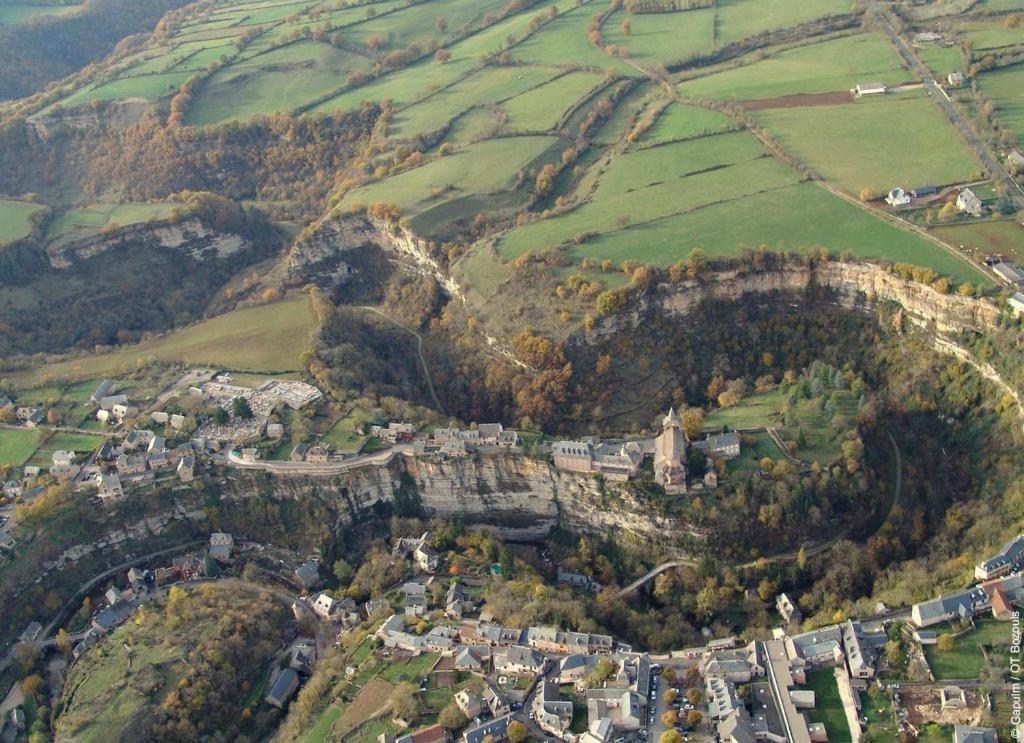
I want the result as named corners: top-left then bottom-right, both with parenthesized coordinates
top-left (0, 199), bottom-right (45, 245)
top-left (10, 293), bottom-right (318, 386)
top-left (339, 134), bottom-right (558, 235)
top-left (639, 103), bottom-right (730, 145)
top-left (322, 413), bottom-right (368, 453)
top-left (925, 618), bottom-right (1010, 680)
top-left (754, 91), bottom-right (981, 193)
top-left (703, 382), bottom-right (859, 464)
top-left (602, 6), bottom-right (714, 67)
top-left (678, 33), bottom-right (910, 102)
top-left (979, 62), bottom-right (1024, 149)
top-left (804, 669), bottom-right (853, 743)
top-left (714, 0), bottom-right (852, 47)
top-left (931, 220), bottom-right (1024, 264)
top-left (186, 42), bottom-right (372, 125)
top-left (0, 429), bottom-right (44, 468)
top-left (44, 202), bottom-right (179, 247)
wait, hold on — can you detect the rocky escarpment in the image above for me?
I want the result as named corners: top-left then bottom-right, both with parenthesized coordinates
top-left (657, 262), bottom-right (1001, 334)
top-left (285, 214), bottom-right (461, 297)
top-left (47, 218), bottom-right (249, 268)
top-left (224, 453), bottom-right (683, 545)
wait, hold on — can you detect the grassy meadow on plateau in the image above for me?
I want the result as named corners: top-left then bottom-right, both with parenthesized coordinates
top-left (20, 0), bottom-right (1015, 365)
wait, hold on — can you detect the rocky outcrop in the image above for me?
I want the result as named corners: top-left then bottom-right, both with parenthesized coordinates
top-left (47, 218), bottom-right (249, 268)
top-left (285, 213), bottom-right (462, 297)
top-left (657, 262), bottom-right (1000, 334)
top-left (26, 98), bottom-right (151, 139)
top-left (223, 452), bottom-right (682, 545)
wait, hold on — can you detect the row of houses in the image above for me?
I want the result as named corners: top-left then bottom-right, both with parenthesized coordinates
top-left (911, 571), bottom-right (1024, 628)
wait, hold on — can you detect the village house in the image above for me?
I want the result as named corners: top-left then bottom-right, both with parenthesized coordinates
top-left (371, 421), bottom-right (415, 443)
top-left (482, 682), bottom-right (511, 717)
top-left (405, 595), bottom-right (428, 618)
top-left (97, 394), bottom-right (128, 411)
top-left (123, 429), bottom-right (155, 452)
top-left (177, 455), bottom-right (196, 482)
top-left (170, 413), bottom-right (186, 430)
top-left (1009, 292), bottom-right (1024, 316)
top-left (96, 472), bottom-right (124, 501)
top-left (975, 533), bottom-right (1024, 579)
top-left (294, 561), bottom-right (320, 591)
top-left (885, 187), bottom-right (911, 207)
top-left (446, 581), bottom-right (473, 620)
top-left (111, 403), bottom-right (139, 423)
top-left (462, 715), bottom-right (511, 743)
top-left (306, 445), bottom-right (331, 463)
top-left (51, 450), bottom-right (76, 475)
top-left (957, 188), bottom-right (984, 217)
top-left (493, 645), bottom-right (546, 676)
top-left (364, 598), bottom-right (390, 618)
top-left (265, 668), bottom-right (300, 709)
top-left (152, 411), bottom-right (169, 425)
top-left (466, 623), bottom-right (523, 647)
top-left (558, 654), bottom-right (598, 685)
top-left (209, 532), bottom-right (233, 562)
top-left (454, 645), bottom-right (492, 673)
top-left (533, 680), bottom-right (573, 737)
top-left (776, 593), bottom-right (802, 625)
top-left (425, 625), bottom-right (459, 652)
top-left (16, 407), bottom-right (43, 428)
top-left (454, 688), bottom-right (481, 718)
top-left (91, 379), bottom-right (114, 403)
top-left (266, 422), bottom-right (284, 439)
top-left (954, 726), bottom-right (998, 743)
top-left (525, 626), bottom-right (613, 655)
top-left (587, 688), bottom-right (642, 731)
top-left (116, 453), bottom-right (147, 477)
top-left (694, 431), bottom-right (741, 460)
top-left (948, 71), bottom-right (966, 87)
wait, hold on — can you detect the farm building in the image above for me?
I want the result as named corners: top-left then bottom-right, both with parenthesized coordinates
top-left (993, 262), bottom-right (1024, 286)
top-left (852, 82), bottom-right (886, 98)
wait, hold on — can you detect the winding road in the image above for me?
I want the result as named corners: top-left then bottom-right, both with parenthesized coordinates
top-left (621, 432), bottom-right (903, 594)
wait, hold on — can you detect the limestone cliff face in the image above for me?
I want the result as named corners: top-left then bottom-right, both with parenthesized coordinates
top-left (226, 453), bottom-right (680, 544)
top-left (657, 262), bottom-right (1000, 334)
top-left (26, 98), bottom-right (151, 139)
top-left (47, 218), bottom-right (249, 268)
top-left (285, 214), bottom-right (461, 297)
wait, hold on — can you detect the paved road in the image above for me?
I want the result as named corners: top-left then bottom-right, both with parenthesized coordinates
top-left (867, 0), bottom-right (1024, 211)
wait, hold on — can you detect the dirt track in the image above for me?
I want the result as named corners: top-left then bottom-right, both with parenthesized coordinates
top-left (739, 90), bottom-right (852, 110)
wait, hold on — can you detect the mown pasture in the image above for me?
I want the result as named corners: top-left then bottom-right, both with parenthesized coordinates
top-left (0, 199), bottom-right (45, 245)
top-left (677, 33), bottom-right (911, 102)
top-left (753, 91), bottom-right (981, 193)
top-left (44, 202), bottom-right (180, 248)
top-left (10, 293), bottom-right (317, 386)
top-left (979, 62), bottom-right (1024, 149)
